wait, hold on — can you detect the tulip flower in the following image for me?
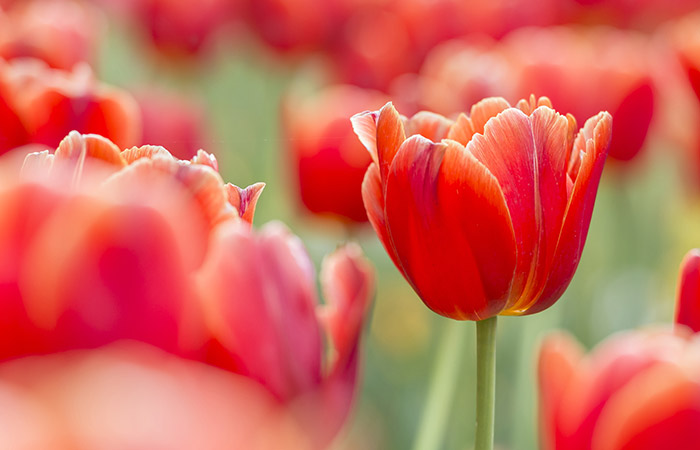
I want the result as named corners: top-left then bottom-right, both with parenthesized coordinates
top-left (0, 131), bottom-right (262, 360)
top-left (282, 84), bottom-right (388, 223)
top-left (197, 222), bottom-right (375, 447)
top-left (0, 0), bottom-right (102, 70)
top-left (0, 58), bottom-right (140, 155)
top-left (671, 11), bottom-right (700, 105)
top-left (539, 329), bottom-right (700, 450)
top-left (676, 249), bottom-right (700, 333)
top-left (0, 342), bottom-right (311, 449)
top-left (352, 96), bottom-right (612, 321)
top-left (135, 88), bottom-right (212, 160)
top-left (503, 26), bottom-right (654, 163)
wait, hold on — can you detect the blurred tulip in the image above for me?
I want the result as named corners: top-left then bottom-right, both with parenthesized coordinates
top-left (135, 88), bottom-right (212, 160)
top-left (352, 96), bottom-right (611, 320)
top-left (0, 342), bottom-right (311, 449)
top-left (283, 84), bottom-right (388, 223)
top-left (0, 0), bottom-right (102, 70)
top-left (0, 58), bottom-right (141, 154)
top-left (114, 0), bottom-right (240, 59)
top-left (197, 222), bottom-right (375, 446)
top-left (539, 329), bottom-right (700, 450)
top-left (0, 131), bottom-right (262, 360)
top-left (671, 11), bottom-right (700, 105)
top-left (676, 249), bottom-right (700, 333)
top-left (503, 26), bottom-right (655, 164)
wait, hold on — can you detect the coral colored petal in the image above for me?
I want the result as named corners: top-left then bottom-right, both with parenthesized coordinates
top-left (467, 97), bottom-right (511, 135)
top-left (402, 111), bottom-right (453, 142)
top-left (121, 145), bottom-right (174, 164)
top-left (226, 182), bottom-right (265, 224)
top-left (191, 149), bottom-right (218, 171)
top-left (197, 222), bottom-right (323, 402)
top-left (446, 113), bottom-right (475, 145)
top-left (313, 243), bottom-right (374, 445)
top-left (529, 112), bottom-right (611, 314)
top-left (384, 136), bottom-right (515, 319)
top-left (55, 131), bottom-right (126, 168)
top-left (676, 249), bottom-right (700, 333)
top-left (538, 332), bottom-right (585, 450)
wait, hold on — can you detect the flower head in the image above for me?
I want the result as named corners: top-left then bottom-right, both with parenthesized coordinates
top-left (352, 96), bottom-right (612, 320)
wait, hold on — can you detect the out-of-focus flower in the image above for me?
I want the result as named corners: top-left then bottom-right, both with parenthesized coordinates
top-left (0, 0), bottom-right (102, 70)
top-left (0, 342), bottom-right (311, 449)
top-left (0, 58), bottom-right (140, 154)
top-left (198, 222), bottom-right (375, 447)
top-left (135, 88), bottom-right (212, 160)
top-left (104, 0), bottom-right (240, 59)
top-left (568, 0), bottom-right (700, 30)
top-left (352, 96), bottom-right (611, 320)
top-left (676, 249), bottom-right (700, 333)
top-left (416, 38), bottom-right (516, 116)
top-left (539, 329), bottom-right (700, 450)
top-left (283, 84), bottom-right (388, 223)
top-left (503, 26), bottom-right (655, 164)
top-left (0, 131), bottom-right (261, 360)
top-left (671, 11), bottom-right (700, 104)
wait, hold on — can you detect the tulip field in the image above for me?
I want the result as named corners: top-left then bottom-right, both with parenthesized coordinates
top-left (3, 1), bottom-right (700, 449)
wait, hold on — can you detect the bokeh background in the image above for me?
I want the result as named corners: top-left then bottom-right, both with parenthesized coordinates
top-left (4, 0), bottom-right (700, 448)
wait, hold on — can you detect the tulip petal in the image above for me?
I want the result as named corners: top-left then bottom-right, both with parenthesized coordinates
top-left (55, 131), bottom-right (126, 169)
top-left (226, 182), bottom-right (265, 224)
top-left (403, 111), bottom-right (453, 142)
top-left (592, 363), bottom-right (700, 450)
top-left (676, 249), bottom-right (700, 333)
top-left (361, 162), bottom-right (400, 269)
top-left (538, 332), bottom-right (585, 450)
top-left (350, 109), bottom-right (379, 162)
top-left (121, 145), bottom-right (174, 164)
top-left (197, 222), bottom-right (323, 402)
top-left (467, 96), bottom-right (511, 135)
top-left (529, 111), bottom-right (612, 314)
top-left (384, 136), bottom-right (516, 319)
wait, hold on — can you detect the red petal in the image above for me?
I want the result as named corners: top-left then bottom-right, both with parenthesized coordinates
top-left (538, 332), bottom-right (585, 450)
top-left (350, 109), bottom-right (379, 163)
top-left (375, 102), bottom-right (407, 183)
top-left (361, 162), bottom-right (400, 269)
top-left (384, 136), bottom-right (516, 319)
top-left (467, 97), bottom-right (511, 135)
top-left (675, 249), bottom-right (700, 333)
top-left (529, 111), bottom-right (612, 314)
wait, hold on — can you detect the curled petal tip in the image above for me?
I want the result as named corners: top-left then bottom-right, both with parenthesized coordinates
top-left (226, 182), bottom-right (265, 225)
top-left (676, 249), bottom-right (700, 333)
top-left (191, 149), bottom-right (218, 171)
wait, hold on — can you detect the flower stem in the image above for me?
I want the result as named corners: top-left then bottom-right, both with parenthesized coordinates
top-left (412, 319), bottom-right (467, 450)
top-left (475, 316), bottom-right (497, 450)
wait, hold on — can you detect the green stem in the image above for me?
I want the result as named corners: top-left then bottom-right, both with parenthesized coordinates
top-left (412, 320), bottom-right (468, 450)
top-left (475, 316), bottom-right (497, 450)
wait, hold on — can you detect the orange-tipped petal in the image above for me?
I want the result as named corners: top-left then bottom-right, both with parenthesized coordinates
top-left (467, 96), bottom-right (511, 135)
top-left (676, 249), bottom-right (700, 333)
top-left (361, 163), bottom-right (399, 268)
top-left (191, 149), bottom-right (218, 171)
top-left (121, 145), bottom-right (174, 164)
top-left (402, 111), bottom-right (453, 142)
top-left (383, 136), bottom-right (516, 319)
top-left (226, 182), bottom-right (265, 225)
top-left (350, 109), bottom-right (379, 163)
top-left (530, 111), bottom-right (612, 314)
top-left (55, 131), bottom-right (126, 169)
top-left (374, 102), bottom-right (407, 182)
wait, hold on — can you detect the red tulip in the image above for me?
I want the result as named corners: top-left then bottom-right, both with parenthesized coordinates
top-left (0, 0), bottom-right (102, 70)
top-left (283, 85), bottom-right (388, 223)
top-left (0, 131), bottom-right (261, 360)
top-left (135, 88), bottom-right (212, 160)
top-left (676, 249), bottom-right (700, 333)
top-left (352, 96), bottom-right (612, 320)
top-left (671, 11), bottom-right (700, 105)
top-left (503, 26), bottom-right (655, 163)
top-left (197, 222), bottom-right (375, 446)
top-left (539, 329), bottom-right (700, 450)
top-left (0, 342), bottom-right (311, 449)
top-left (0, 58), bottom-right (141, 154)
